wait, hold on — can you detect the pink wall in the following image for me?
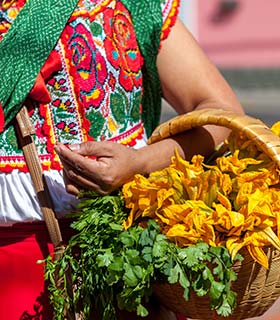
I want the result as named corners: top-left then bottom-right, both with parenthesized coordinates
top-left (197, 0), bottom-right (280, 68)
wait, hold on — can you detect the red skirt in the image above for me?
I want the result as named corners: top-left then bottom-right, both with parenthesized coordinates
top-left (0, 221), bottom-right (74, 320)
top-left (0, 222), bottom-right (188, 320)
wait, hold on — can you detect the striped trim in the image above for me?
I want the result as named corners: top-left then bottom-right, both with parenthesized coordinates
top-left (161, 0), bottom-right (180, 42)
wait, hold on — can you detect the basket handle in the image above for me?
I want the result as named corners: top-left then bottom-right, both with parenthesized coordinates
top-left (147, 108), bottom-right (280, 168)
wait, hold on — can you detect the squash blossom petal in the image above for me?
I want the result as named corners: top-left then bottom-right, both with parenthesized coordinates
top-left (247, 245), bottom-right (269, 269)
top-left (271, 121), bottom-right (280, 136)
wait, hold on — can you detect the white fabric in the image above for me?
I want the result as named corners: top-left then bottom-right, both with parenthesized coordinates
top-left (0, 169), bottom-right (79, 226)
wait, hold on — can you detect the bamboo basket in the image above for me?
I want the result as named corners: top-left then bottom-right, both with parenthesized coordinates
top-left (147, 108), bottom-right (280, 320)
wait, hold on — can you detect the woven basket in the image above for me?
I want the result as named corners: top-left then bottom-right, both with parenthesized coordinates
top-left (147, 108), bottom-right (280, 320)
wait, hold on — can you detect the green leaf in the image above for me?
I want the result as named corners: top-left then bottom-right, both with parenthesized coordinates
top-left (152, 240), bottom-right (166, 257)
top-left (109, 223), bottom-right (124, 231)
top-left (226, 268), bottom-right (237, 282)
top-left (178, 271), bottom-right (190, 290)
top-left (192, 273), bottom-right (209, 297)
top-left (120, 232), bottom-right (136, 247)
top-left (123, 263), bottom-right (139, 287)
top-left (202, 267), bottom-right (214, 283)
top-left (215, 297), bottom-right (234, 317)
top-left (97, 251), bottom-right (114, 267)
top-left (126, 249), bottom-right (141, 265)
top-left (161, 257), bottom-right (174, 277)
top-left (178, 243), bottom-right (209, 268)
top-left (139, 228), bottom-right (154, 247)
top-left (142, 246), bottom-right (153, 263)
top-left (108, 257), bottom-right (124, 272)
top-left (137, 304), bottom-right (149, 317)
top-left (183, 287), bottom-right (190, 301)
top-left (227, 290), bottom-right (237, 309)
top-left (209, 281), bottom-right (225, 301)
top-left (212, 259), bottom-right (224, 279)
top-left (133, 265), bottom-right (144, 280)
top-left (168, 264), bottom-right (180, 284)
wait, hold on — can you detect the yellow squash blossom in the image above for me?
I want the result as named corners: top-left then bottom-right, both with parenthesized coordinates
top-left (122, 128), bottom-right (280, 269)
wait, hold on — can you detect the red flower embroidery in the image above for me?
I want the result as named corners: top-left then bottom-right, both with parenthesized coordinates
top-left (52, 99), bottom-right (74, 111)
top-left (103, 3), bottom-right (143, 92)
top-left (62, 22), bottom-right (107, 109)
top-left (34, 120), bottom-right (47, 142)
top-left (48, 78), bottom-right (67, 92)
top-left (108, 72), bottom-right (116, 91)
top-left (56, 121), bottom-right (77, 135)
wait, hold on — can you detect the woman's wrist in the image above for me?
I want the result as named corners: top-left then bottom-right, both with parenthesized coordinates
top-left (135, 125), bottom-right (223, 176)
top-left (135, 138), bottom-right (184, 176)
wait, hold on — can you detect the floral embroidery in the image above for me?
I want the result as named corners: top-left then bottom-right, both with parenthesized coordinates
top-left (103, 3), bottom-right (143, 92)
top-left (48, 78), bottom-right (68, 92)
top-left (62, 20), bottom-right (108, 109)
top-left (0, 0), bottom-right (180, 172)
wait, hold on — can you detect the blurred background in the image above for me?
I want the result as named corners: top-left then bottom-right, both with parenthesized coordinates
top-left (161, 1), bottom-right (280, 319)
top-left (162, 0), bottom-right (280, 129)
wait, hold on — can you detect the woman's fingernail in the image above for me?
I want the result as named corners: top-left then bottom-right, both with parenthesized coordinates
top-left (54, 144), bottom-right (60, 152)
top-left (68, 144), bottom-right (81, 151)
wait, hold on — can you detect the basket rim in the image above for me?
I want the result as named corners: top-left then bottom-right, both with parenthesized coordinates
top-left (148, 108), bottom-right (280, 169)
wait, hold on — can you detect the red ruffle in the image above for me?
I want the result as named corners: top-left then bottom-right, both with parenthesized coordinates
top-left (29, 50), bottom-right (62, 104)
top-left (0, 103), bottom-right (4, 132)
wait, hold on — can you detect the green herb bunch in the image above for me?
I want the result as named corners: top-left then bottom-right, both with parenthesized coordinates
top-left (44, 191), bottom-right (242, 320)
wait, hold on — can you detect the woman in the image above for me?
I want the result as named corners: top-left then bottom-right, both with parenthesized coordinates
top-left (0, 0), bottom-right (243, 319)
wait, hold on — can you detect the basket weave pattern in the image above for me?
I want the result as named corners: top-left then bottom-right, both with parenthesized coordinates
top-left (148, 109), bottom-right (280, 320)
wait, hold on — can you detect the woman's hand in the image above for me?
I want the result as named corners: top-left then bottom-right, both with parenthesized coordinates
top-left (54, 127), bottom-right (221, 197)
top-left (54, 141), bottom-right (141, 196)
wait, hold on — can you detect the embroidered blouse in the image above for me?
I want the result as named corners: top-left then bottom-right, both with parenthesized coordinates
top-left (0, 0), bottom-right (179, 225)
